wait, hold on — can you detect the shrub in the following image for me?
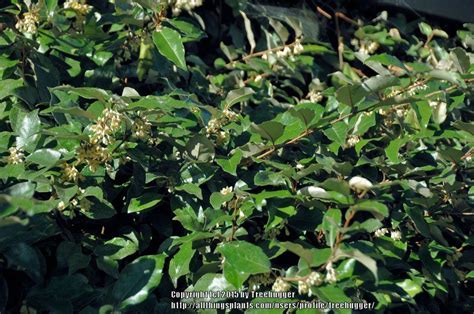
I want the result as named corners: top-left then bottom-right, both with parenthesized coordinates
top-left (0, 0), bottom-right (473, 312)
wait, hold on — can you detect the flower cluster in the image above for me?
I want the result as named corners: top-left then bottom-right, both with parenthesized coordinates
top-left (15, 7), bottom-right (39, 34)
top-left (307, 271), bottom-right (323, 286)
top-left (405, 83), bottom-right (428, 97)
top-left (346, 135), bottom-right (360, 148)
top-left (297, 271), bottom-right (324, 296)
top-left (304, 90), bottom-right (324, 103)
top-left (374, 228), bottom-right (402, 241)
top-left (262, 39), bottom-right (305, 61)
top-left (89, 108), bottom-right (123, 145)
top-left (220, 186), bottom-right (233, 195)
top-left (205, 108), bottom-right (239, 143)
top-left (271, 277), bottom-right (291, 292)
top-left (61, 162), bottom-right (84, 183)
top-left (77, 142), bottom-right (111, 172)
top-left (132, 112), bottom-right (152, 140)
top-left (6, 146), bottom-right (25, 165)
top-left (247, 273), bottom-right (273, 291)
top-left (352, 39), bottom-right (380, 55)
top-left (64, 0), bottom-right (91, 15)
top-left (168, 0), bottom-right (203, 16)
top-left (374, 227), bottom-right (388, 237)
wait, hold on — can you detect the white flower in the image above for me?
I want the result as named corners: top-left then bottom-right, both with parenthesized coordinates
top-left (6, 147), bottom-right (25, 165)
top-left (298, 280), bottom-right (309, 295)
top-left (298, 186), bottom-right (330, 198)
top-left (64, 0), bottom-right (91, 15)
top-left (374, 228), bottom-right (389, 237)
top-left (170, 0), bottom-right (203, 15)
top-left (223, 109), bottom-right (238, 121)
top-left (325, 262), bottom-right (337, 284)
top-left (206, 118), bottom-right (222, 135)
top-left (293, 40), bottom-right (304, 54)
top-left (346, 135), bottom-right (360, 148)
top-left (57, 201), bottom-right (66, 211)
top-left (307, 90), bottom-right (323, 103)
top-left (306, 272), bottom-right (323, 286)
top-left (295, 163), bottom-right (304, 170)
top-left (390, 230), bottom-right (402, 241)
top-left (132, 114), bottom-right (152, 139)
top-left (15, 8), bottom-right (39, 34)
top-left (62, 162), bottom-right (83, 183)
top-left (349, 176), bottom-right (373, 192)
top-left (276, 46), bottom-right (292, 58)
top-left (220, 186), bottom-right (233, 195)
top-left (272, 277), bottom-right (290, 292)
top-left (367, 41), bottom-right (380, 54)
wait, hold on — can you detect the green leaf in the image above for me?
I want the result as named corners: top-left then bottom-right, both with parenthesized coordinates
top-left (224, 87), bottom-right (255, 108)
top-left (216, 149), bottom-right (243, 176)
top-left (210, 191), bottom-right (234, 209)
top-left (396, 279), bottom-right (423, 297)
top-left (353, 200), bottom-right (389, 220)
top-left (335, 84), bottom-right (364, 107)
top-left (251, 121), bottom-right (284, 143)
top-left (322, 208), bottom-right (342, 247)
top-left (419, 22), bottom-right (433, 36)
top-left (4, 243), bottom-right (43, 283)
top-left (405, 205), bottom-right (431, 238)
top-left (26, 149), bottom-right (61, 168)
top-left (254, 171), bottom-right (286, 187)
top-left (169, 242), bottom-right (195, 287)
top-left (0, 79), bottom-right (23, 100)
top-left (175, 183), bottom-right (203, 199)
top-left (429, 70), bottom-right (466, 88)
top-left (453, 120), bottom-right (474, 135)
top-left (337, 248), bottom-right (378, 282)
top-left (323, 121), bottom-right (348, 147)
top-left (52, 86), bottom-right (110, 103)
top-left (189, 273), bottom-right (236, 301)
top-left (385, 138), bottom-right (405, 164)
top-left (112, 255), bottom-right (165, 309)
top-left (352, 111), bottom-right (376, 136)
top-left (152, 27), bottom-right (187, 70)
top-left (14, 110), bottom-right (40, 150)
top-left (94, 237), bottom-right (139, 260)
top-left (56, 241), bottom-right (90, 275)
top-left (128, 192), bottom-right (162, 213)
top-left (361, 75), bottom-right (400, 94)
top-left (165, 18), bottom-right (206, 42)
top-left (185, 134), bottom-right (215, 162)
top-left (217, 241), bottom-right (271, 288)
top-left (432, 29), bottom-right (448, 39)
top-left (450, 47), bottom-right (470, 73)
top-left (366, 53), bottom-right (408, 71)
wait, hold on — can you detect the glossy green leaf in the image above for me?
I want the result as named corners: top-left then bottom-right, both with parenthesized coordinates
top-left (152, 27), bottom-right (187, 70)
top-left (112, 255), bottom-right (165, 309)
top-left (128, 192), bottom-right (162, 213)
top-left (169, 242), bottom-right (195, 287)
top-left (217, 241), bottom-right (271, 288)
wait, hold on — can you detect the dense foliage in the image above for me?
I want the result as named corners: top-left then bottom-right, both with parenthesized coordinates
top-left (0, 0), bottom-right (473, 312)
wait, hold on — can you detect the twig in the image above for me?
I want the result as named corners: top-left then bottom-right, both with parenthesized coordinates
top-left (335, 12), bottom-right (344, 70)
top-left (251, 77), bottom-right (474, 161)
top-left (316, 6), bottom-right (332, 19)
